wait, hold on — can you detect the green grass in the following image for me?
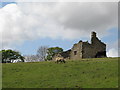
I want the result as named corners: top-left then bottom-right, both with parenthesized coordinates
top-left (2, 58), bottom-right (118, 88)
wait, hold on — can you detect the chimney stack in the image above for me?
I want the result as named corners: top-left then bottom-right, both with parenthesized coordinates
top-left (91, 31), bottom-right (96, 37)
top-left (91, 31), bottom-right (97, 44)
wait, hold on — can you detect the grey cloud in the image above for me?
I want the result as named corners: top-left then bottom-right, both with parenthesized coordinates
top-left (52, 2), bottom-right (117, 36)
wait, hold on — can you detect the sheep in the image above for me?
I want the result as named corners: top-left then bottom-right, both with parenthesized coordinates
top-left (55, 57), bottom-right (66, 64)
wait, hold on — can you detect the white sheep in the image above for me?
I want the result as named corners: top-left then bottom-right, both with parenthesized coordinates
top-left (55, 57), bottom-right (66, 63)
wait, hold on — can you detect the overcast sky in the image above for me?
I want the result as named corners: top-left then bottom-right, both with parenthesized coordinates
top-left (0, 1), bottom-right (118, 57)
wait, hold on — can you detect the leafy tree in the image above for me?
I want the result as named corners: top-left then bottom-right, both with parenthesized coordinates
top-left (0, 49), bottom-right (24, 63)
top-left (46, 47), bottom-right (63, 60)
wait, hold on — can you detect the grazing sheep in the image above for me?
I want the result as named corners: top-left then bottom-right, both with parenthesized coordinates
top-left (55, 57), bottom-right (66, 64)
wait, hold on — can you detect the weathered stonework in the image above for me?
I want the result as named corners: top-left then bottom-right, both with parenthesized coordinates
top-left (53, 32), bottom-right (107, 60)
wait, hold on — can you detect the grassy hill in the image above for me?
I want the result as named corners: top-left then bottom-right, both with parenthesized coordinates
top-left (2, 58), bottom-right (118, 88)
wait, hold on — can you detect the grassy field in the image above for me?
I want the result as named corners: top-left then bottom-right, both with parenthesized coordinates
top-left (2, 58), bottom-right (118, 88)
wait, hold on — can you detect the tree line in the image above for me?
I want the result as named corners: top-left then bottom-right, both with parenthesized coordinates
top-left (0, 46), bottom-right (63, 63)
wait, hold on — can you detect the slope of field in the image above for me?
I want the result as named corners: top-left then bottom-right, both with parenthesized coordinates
top-left (2, 58), bottom-right (118, 88)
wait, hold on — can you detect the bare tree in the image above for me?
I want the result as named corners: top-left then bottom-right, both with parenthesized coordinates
top-left (24, 55), bottom-right (41, 62)
top-left (37, 46), bottom-right (48, 61)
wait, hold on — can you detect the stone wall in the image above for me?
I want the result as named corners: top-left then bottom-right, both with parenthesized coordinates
top-left (53, 50), bottom-right (71, 61)
top-left (82, 32), bottom-right (106, 58)
top-left (70, 41), bottom-right (83, 60)
top-left (90, 32), bottom-right (106, 57)
top-left (82, 42), bottom-right (94, 58)
top-left (52, 31), bottom-right (107, 60)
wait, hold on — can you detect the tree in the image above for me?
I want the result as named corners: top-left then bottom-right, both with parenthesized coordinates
top-left (37, 46), bottom-right (48, 61)
top-left (0, 49), bottom-right (24, 63)
top-left (24, 55), bottom-right (40, 62)
top-left (46, 47), bottom-right (63, 60)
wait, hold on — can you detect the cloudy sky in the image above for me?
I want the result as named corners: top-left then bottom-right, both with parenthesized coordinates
top-left (0, 1), bottom-right (118, 57)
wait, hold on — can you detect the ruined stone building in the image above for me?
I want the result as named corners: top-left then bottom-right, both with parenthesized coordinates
top-left (53, 31), bottom-right (107, 60)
